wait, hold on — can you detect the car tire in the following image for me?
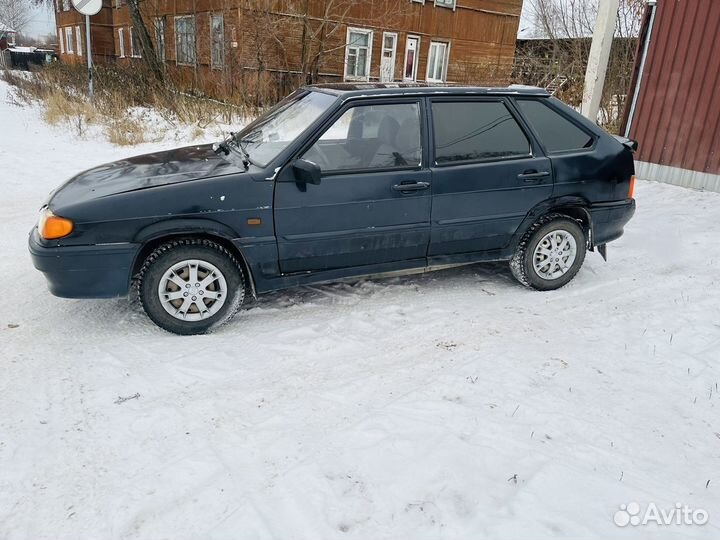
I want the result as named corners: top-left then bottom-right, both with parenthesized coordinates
top-left (137, 238), bottom-right (245, 335)
top-left (509, 214), bottom-right (586, 291)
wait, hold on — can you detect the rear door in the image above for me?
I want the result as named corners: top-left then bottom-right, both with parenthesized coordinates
top-left (428, 97), bottom-right (553, 257)
top-left (273, 98), bottom-right (431, 274)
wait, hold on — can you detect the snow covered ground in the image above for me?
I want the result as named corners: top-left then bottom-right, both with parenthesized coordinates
top-left (1, 78), bottom-right (719, 540)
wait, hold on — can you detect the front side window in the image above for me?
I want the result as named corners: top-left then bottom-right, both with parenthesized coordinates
top-left (233, 90), bottom-right (337, 168)
top-left (175, 15), bottom-right (196, 65)
top-left (432, 101), bottom-right (530, 165)
top-left (210, 13), bottom-right (224, 69)
top-left (154, 17), bottom-right (166, 61)
top-left (303, 102), bottom-right (422, 172)
top-left (516, 99), bottom-right (594, 153)
top-left (345, 28), bottom-right (372, 81)
top-left (426, 42), bottom-right (448, 82)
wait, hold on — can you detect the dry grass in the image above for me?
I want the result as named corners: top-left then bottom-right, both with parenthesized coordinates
top-left (1, 64), bottom-right (247, 145)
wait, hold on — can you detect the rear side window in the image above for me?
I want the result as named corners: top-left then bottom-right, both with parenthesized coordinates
top-left (432, 101), bottom-right (530, 165)
top-left (516, 99), bottom-right (594, 153)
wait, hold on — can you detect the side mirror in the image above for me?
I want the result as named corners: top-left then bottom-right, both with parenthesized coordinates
top-left (292, 159), bottom-right (322, 185)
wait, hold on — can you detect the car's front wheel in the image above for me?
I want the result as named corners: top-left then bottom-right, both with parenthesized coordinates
top-left (510, 214), bottom-right (586, 290)
top-left (137, 239), bottom-right (245, 335)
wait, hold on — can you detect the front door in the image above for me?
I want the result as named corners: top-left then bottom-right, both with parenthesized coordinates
top-left (380, 32), bottom-right (397, 82)
top-left (403, 36), bottom-right (419, 81)
top-left (428, 98), bottom-right (554, 257)
top-left (274, 99), bottom-right (431, 274)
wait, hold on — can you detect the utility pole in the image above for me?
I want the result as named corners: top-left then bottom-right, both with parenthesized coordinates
top-left (581, 0), bottom-right (620, 121)
top-left (85, 14), bottom-right (93, 97)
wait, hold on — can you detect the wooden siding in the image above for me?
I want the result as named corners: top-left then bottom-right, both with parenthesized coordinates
top-left (54, 0), bottom-right (522, 99)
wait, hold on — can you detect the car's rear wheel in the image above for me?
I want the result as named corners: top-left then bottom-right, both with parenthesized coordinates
top-left (137, 239), bottom-right (245, 335)
top-left (510, 214), bottom-right (586, 290)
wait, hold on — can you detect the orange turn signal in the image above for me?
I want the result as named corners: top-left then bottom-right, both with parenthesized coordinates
top-left (39, 210), bottom-right (74, 240)
top-left (628, 175), bottom-right (635, 199)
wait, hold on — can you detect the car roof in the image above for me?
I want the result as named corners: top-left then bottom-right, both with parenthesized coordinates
top-left (304, 82), bottom-right (550, 98)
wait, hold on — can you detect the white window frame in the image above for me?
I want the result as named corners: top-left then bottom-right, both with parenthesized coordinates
top-left (210, 13), bottom-right (224, 69)
top-left (344, 27), bottom-right (373, 82)
top-left (174, 15), bottom-right (196, 66)
top-left (129, 27), bottom-right (142, 58)
top-left (75, 25), bottom-right (82, 56)
top-left (380, 31), bottom-right (398, 82)
top-left (118, 27), bottom-right (125, 58)
top-left (58, 29), bottom-right (64, 53)
top-left (154, 17), bottom-right (166, 62)
top-left (426, 41), bottom-right (449, 83)
top-left (403, 35), bottom-right (420, 81)
top-left (62, 0), bottom-right (70, 10)
top-left (411, 0), bottom-right (425, 3)
top-left (434, 0), bottom-right (456, 9)
top-left (64, 27), bottom-right (74, 54)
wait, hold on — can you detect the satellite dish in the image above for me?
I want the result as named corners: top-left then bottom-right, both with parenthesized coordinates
top-left (71, 0), bottom-right (102, 16)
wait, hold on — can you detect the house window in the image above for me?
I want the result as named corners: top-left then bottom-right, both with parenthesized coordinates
top-left (64, 27), bottom-right (73, 54)
top-left (58, 29), bottom-right (64, 53)
top-left (115, 0), bottom-right (125, 7)
top-left (62, 0), bottom-right (70, 10)
top-left (344, 27), bottom-right (373, 81)
top-left (75, 25), bottom-right (82, 56)
top-left (130, 27), bottom-right (142, 57)
top-left (118, 27), bottom-right (125, 58)
top-left (175, 15), bottom-right (196, 65)
top-left (154, 17), bottom-right (166, 61)
top-left (403, 35), bottom-right (420, 81)
top-left (426, 41), bottom-right (448, 82)
top-left (210, 13), bottom-right (224, 69)
top-left (434, 0), bottom-right (456, 8)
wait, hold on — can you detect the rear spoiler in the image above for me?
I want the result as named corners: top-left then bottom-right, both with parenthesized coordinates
top-left (612, 135), bottom-right (638, 153)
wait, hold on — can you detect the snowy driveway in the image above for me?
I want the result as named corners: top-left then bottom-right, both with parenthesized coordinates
top-left (1, 81), bottom-right (719, 539)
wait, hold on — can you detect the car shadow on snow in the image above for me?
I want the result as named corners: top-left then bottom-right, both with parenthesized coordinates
top-left (35, 261), bottom-right (518, 337)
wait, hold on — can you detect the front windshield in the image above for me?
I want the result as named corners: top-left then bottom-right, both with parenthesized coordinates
top-left (233, 90), bottom-right (337, 168)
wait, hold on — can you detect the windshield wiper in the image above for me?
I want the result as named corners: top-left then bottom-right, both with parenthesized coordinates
top-left (213, 132), bottom-right (250, 170)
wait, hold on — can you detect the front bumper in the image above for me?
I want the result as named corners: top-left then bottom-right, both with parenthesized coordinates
top-left (29, 228), bottom-right (139, 298)
top-left (589, 198), bottom-right (636, 247)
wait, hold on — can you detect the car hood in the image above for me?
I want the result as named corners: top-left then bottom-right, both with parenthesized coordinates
top-left (49, 144), bottom-right (245, 209)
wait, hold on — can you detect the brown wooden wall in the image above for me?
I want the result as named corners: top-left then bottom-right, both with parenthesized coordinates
top-left (626, 0), bottom-right (720, 175)
top-left (54, 0), bottom-right (522, 99)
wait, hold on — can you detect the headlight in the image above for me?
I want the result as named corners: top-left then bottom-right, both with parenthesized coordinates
top-left (38, 208), bottom-right (74, 240)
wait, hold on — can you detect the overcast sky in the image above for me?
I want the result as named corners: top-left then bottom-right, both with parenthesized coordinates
top-left (22, 3), bottom-right (55, 38)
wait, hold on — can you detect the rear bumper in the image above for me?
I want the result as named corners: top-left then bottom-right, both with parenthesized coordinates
top-left (29, 228), bottom-right (139, 298)
top-left (589, 198), bottom-right (636, 246)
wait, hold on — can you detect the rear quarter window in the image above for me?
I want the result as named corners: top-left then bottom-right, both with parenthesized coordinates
top-left (517, 99), bottom-right (594, 153)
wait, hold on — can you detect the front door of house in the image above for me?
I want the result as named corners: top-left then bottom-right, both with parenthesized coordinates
top-left (403, 36), bottom-right (419, 81)
top-left (380, 32), bottom-right (397, 82)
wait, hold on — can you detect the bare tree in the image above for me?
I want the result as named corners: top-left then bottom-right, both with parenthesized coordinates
top-left (0, 0), bottom-right (32, 34)
top-left (514, 0), bottom-right (644, 130)
top-left (126, 0), bottom-right (164, 82)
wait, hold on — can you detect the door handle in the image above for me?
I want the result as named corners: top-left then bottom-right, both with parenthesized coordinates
top-left (392, 181), bottom-right (430, 192)
top-left (518, 170), bottom-right (550, 183)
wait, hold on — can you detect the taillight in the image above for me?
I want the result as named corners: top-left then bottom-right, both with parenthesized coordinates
top-left (628, 175), bottom-right (635, 199)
